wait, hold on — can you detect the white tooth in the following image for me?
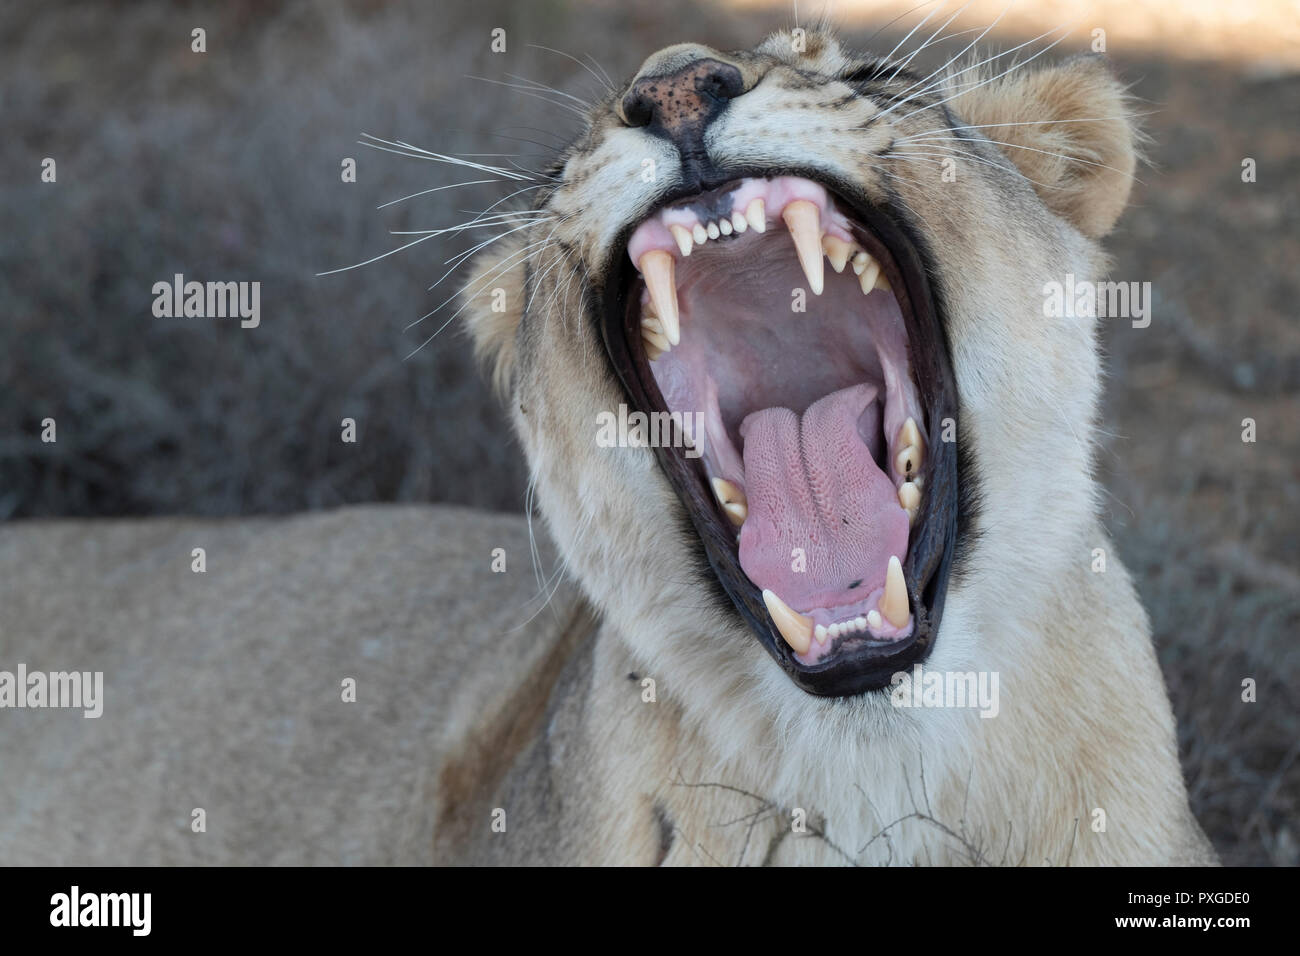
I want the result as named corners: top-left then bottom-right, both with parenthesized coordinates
top-left (669, 224), bottom-right (694, 257)
top-left (879, 555), bottom-right (909, 628)
top-left (745, 198), bottom-right (766, 233)
top-left (692, 223), bottom-right (708, 244)
top-left (763, 589), bottom-right (813, 655)
top-left (710, 477), bottom-right (748, 527)
top-left (894, 444), bottom-right (920, 478)
top-left (643, 327), bottom-right (671, 352)
top-left (638, 250), bottom-right (680, 346)
top-left (641, 315), bottom-right (663, 332)
top-left (645, 341), bottom-right (665, 361)
top-left (876, 272), bottom-right (892, 292)
top-left (851, 251), bottom-right (869, 275)
top-left (854, 615), bottom-right (868, 631)
top-left (900, 417), bottom-right (920, 450)
top-left (706, 221), bottom-right (720, 240)
top-left (781, 200), bottom-right (824, 296)
top-left (719, 217), bottom-right (732, 235)
top-left (828, 623), bottom-right (841, 638)
top-left (867, 609), bottom-right (883, 631)
top-left (898, 480), bottom-right (920, 510)
top-left (822, 235), bottom-right (852, 273)
top-left (731, 211), bottom-right (748, 234)
top-left (814, 624), bottom-right (827, 644)
top-left (858, 256), bottom-right (881, 295)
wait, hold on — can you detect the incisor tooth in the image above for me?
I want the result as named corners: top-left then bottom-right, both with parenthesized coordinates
top-left (669, 225), bottom-right (693, 257)
top-left (731, 211), bottom-right (748, 234)
top-left (709, 477), bottom-right (748, 527)
top-left (867, 609), bottom-right (883, 631)
top-left (706, 221), bottom-right (720, 240)
top-left (822, 235), bottom-right (852, 273)
top-left (763, 589), bottom-right (813, 655)
top-left (879, 555), bottom-right (909, 628)
top-left (638, 250), bottom-right (680, 346)
top-left (782, 200), bottom-right (824, 296)
top-left (719, 217), bottom-right (732, 236)
top-left (745, 198), bottom-right (766, 233)
top-left (645, 341), bottom-right (665, 361)
top-left (851, 251), bottom-right (869, 275)
top-left (692, 223), bottom-right (708, 244)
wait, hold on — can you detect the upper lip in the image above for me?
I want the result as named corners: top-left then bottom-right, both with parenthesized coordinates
top-left (599, 168), bottom-right (961, 697)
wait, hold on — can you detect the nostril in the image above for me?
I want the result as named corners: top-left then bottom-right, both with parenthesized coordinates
top-left (697, 63), bottom-right (744, 103)
top-left (622, 90), bottom-right (655, 128)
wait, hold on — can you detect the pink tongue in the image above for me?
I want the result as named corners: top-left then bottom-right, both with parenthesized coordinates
top-left (737, 383), bottom-right (908, 612)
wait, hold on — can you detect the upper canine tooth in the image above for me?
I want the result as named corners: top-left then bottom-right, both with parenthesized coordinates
top-left (692, 223), bottom-right (708, 244)
top-left (731, 211), bottom-right (748, 234)
top-left (669, 225), bottom-right (694, 257)
top-left (745, 198), bottom-right (766, 233)
top-left (638, 250), bottom-right (680, 346)
top-left (879, 555), bottom-right (909, 628)
top-left (710, 477), bottom-right (748, 527)
top-left (822, 236), bottom-right (852, 273)
top-left (781, 200), bottom-right (824, 296)
top-left (762, 589), bottom-right (813, 655)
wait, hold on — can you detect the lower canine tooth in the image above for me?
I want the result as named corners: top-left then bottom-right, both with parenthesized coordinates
top-left (879, 555), bottom-right (909, 628)
top-left (709, 477), bottom-right (748, 527)
top-left (669, 225), bottom-right (694, 257)
top-left (822, 236), bottom-right (852, 273)
top-left (638, 250), bottom-right (680, 345)
top-left (762, 589), bottom-right (813, 655)
top-left (745, 198), bottom-right (766, 233)
top-left (782, 200), bottom-right (824, 296)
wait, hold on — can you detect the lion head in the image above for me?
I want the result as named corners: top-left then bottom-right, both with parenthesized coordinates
top-left (463, 29), bottom-right (1137, 726)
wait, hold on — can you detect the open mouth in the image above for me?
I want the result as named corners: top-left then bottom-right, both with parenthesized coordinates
top-left (601, 174), bottom-right (960, 697)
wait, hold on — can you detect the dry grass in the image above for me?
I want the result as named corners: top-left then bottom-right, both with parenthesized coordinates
top-left (1, 0), bottom-right (1295, 864)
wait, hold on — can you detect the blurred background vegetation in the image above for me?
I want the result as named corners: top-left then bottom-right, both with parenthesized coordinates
top-left (1, 0), bottom-right (1296, 864)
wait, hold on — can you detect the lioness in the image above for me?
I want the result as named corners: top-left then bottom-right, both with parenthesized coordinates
top-left (0, 30), bottom-right (1217, 868)
top-left (453, 30), bottom-right (1216, 865)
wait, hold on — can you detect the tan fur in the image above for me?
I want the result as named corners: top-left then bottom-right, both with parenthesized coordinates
top-left (455, 31), bottom-right (1216, 864)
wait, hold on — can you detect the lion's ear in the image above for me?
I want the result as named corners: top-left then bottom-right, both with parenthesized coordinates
top-left (460, 235), bottom-right (528, 398)
top-left (947, 54), bottom-right (1140, 238)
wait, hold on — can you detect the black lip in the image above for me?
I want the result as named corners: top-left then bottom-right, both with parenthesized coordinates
top-left (598, 169), bottom-right (961, 697)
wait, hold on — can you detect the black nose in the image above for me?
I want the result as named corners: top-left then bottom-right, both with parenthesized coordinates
top-left (621, 58), bottom-right (745, 137)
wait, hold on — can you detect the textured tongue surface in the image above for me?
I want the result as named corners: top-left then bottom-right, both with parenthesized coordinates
top-left (738, 383), bottom-right (908, 612)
